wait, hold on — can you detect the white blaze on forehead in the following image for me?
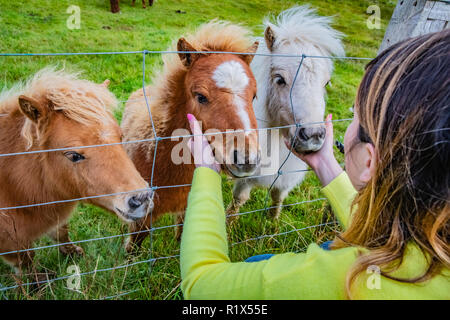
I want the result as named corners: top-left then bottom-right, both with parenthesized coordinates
top-left (212, 60), bottom-right (252, 131)
top-left (212, 60), bottom-right (249, 91)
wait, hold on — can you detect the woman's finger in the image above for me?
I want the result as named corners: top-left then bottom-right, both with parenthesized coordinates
top-left (187, 137), bottom-right (194, 153)
top-left (324, 114), bottom-right (334, 143)
top-left (187, 114), bottom-right (204, 164)
top-left (187, 114), bottom-right (203, 143)
top-left (187, 114), bottom-right (220, 172)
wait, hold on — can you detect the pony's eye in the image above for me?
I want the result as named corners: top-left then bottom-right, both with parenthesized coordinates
top-left (253, 94), bottom-right (257, 101)
top-left (64, 151), bottom-right (85, 163)
top-left (325, 80), bottom-right (331, 88)
top-left (275, 75), bottom-right (286, 86)
top-left (195, 93), bottom-right (208, 105)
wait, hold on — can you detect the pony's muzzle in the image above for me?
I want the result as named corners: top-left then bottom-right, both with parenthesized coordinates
top-left (118, 190), bottom-right (154, 222)
top-left (226, 149), bottom-right (261, 178)
top-left (292, 125), bottom-right (326, 153)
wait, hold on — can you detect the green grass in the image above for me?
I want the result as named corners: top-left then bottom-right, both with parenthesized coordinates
top-left (0, 0), bottom-right (395, 299)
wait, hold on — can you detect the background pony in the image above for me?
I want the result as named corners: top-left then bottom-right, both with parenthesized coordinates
top-left (121, 20), bottom-right (260, 250)
top-left (132, 0), bottom-right (153, 8)
top-left (227, 6), bottom-right (345, 219)
top-left (0, 68), bottom-right (153, 277)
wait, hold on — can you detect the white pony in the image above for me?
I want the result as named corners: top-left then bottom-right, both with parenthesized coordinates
top-left (227, 6), bottom-right (345, 219)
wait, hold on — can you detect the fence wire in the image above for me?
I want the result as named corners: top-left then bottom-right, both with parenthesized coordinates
top-left (0, 48), bottom-right (370, 298)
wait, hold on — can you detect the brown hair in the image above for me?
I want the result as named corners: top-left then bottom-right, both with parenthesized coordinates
top-left (333, 29), bottom-right (450, 297)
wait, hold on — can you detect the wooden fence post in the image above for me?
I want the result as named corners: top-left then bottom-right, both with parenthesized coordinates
top-left (379, 0), bottom-right (450, 53)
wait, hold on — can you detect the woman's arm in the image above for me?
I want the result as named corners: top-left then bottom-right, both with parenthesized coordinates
top-left (181, 114), bottom-right (268, 298)
top-left (180, 167), bottom-right (355, 300)
top-left (180, 167), bottom-right (269, 299)
top-left (321, 171), bottom-right (357, 229)
top-left (286, 114), bottom-right (343, 186)
top-left (287, 114), bottom-right (356, 229)
top-left (179, 114), bottom-right (355, 299)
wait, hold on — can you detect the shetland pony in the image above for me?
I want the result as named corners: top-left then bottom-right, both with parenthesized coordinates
top-left (121, 21), bottom-right (260, 250)
top-left (0, 68), bottom-right (153, 275)
top-left (132, 0), bottom-right (153, 8)
top-left (227, 6), bottom-right (345, 220)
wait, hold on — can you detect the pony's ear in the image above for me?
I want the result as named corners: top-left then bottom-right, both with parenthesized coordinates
top-left (264, 26), bottom-right (276, 51)
top-left (239, 41), bottom-right (259, 65)
top-left (101, 79), bottom-right (110, 88)
top-left (18, 95), bottom-right (47, 123)
top-left (177, 38), bottom-right (201, 67)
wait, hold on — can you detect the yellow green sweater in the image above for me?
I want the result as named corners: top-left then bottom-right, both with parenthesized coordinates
top-left (180, 167), bottom-right (449, 299)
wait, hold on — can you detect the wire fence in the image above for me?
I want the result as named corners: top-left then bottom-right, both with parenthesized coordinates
top-left (0, 48), bottom-right (371, 299)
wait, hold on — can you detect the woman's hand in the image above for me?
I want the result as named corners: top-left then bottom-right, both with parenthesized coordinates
top-left (285, 114), bottom-right (343, 186)
top-left (187, 113), bottom-right (221, 173)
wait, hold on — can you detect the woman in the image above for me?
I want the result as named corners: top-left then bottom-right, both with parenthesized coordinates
top-left (180, 29), bottom-right (449, 299)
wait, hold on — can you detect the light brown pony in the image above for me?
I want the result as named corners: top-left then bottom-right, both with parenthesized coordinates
top-left (121, 21), bottom-right (260, 251)
top-left (0, 68), bottom-right (153, 276)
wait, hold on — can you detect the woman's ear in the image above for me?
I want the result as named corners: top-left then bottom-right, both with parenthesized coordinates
top-left (360, 143), bottom-right (377, 183)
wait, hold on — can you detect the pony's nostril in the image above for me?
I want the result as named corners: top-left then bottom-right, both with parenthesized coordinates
top-left (298, 127), bottom-right (325, 141)
top-left (233, 150), bottom-right (239, 164)
top-left (311, 128), bottom-right (326, 140)
top-left (298, 128), bottom-right (309, 141)
top-left (318, 128), bottom-right (326, 140)
top-left (128, 196), bottom-right (142, 209)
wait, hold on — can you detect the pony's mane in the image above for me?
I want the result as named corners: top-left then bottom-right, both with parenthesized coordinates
top-left (150, 20), bottom-right (255, 113)
top-left (179, 19), bottom-right (254, 54)
top-left (0, 67), bottom-right (118, 148)
top-left (263, 5), bottom-right (345, 57)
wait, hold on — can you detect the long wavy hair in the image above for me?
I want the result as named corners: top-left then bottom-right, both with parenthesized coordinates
top-left (332, 29), bottom-right (449, 298)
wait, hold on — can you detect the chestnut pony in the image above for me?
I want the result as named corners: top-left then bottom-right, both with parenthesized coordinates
top-left (121, 21), bottom-right (260, 251)
top-left (0, 68), bottom-right (153, 275)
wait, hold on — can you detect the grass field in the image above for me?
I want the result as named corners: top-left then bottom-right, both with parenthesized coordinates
top-left (0, 0), bottom-right (395, 299)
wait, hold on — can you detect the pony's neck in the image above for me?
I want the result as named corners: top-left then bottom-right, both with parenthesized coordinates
top-left (152, 90), bottom-right (195, 187)
top-left (158, 87), bottom-right (190, 137)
